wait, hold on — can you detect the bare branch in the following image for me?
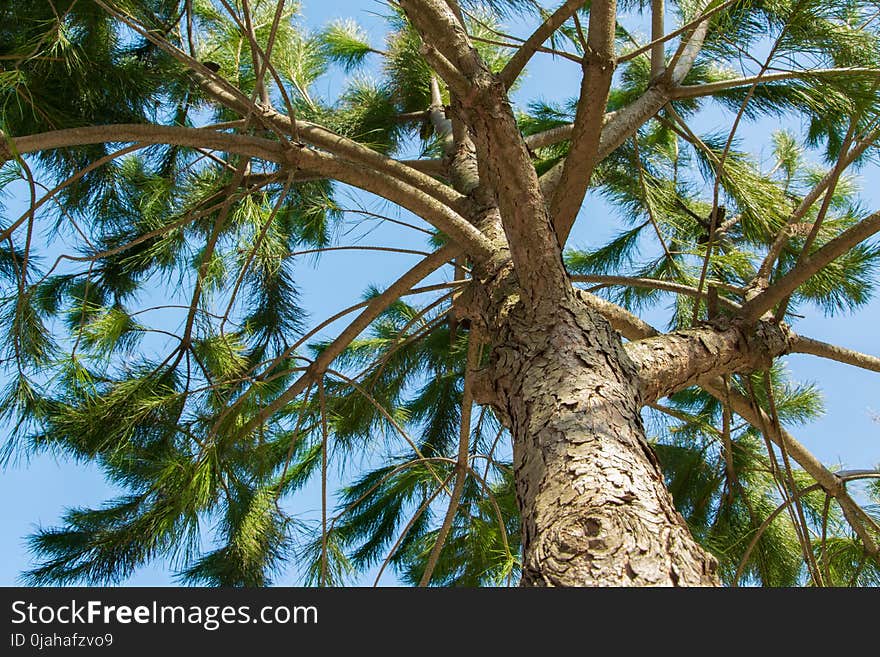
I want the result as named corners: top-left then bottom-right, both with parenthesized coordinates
top-left (239, 245), bottom-right (459, 435)
top-left (9, 124), bottom-right (496, 263)
top-left (498, 0), bottom-right (584, 89)
top-left (571, 274), bottom-right (742, 311)
top-left (739, 210), bottom-right (880, 321)
top-left (670, 68), bottom-right (880, 100)
top-left (651, 0), bottom-right (665, 79)
top-left (789, 335), bottom-right (880, 373)
top-left (549, 1), bottom-right (618, 239)
top-left (626, 320), bottom-right (792, 404)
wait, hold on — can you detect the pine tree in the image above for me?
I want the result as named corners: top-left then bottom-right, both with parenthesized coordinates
top-left (2, 0), bottom-right (880, 586)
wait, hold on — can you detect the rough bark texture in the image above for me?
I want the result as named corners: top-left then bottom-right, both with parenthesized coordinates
top-left (475, 292), bottom-right (719, 586)
top-left (627, 318), bottom-right (792, 403)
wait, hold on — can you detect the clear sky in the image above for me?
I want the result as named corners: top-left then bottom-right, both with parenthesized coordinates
top-left (1, 1), bottom-right (878, 587)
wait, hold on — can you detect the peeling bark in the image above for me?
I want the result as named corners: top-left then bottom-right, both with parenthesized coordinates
top-left (627, 318), bottom-right (792, 403)
top-left (477, 291), bottom-right (719, 586)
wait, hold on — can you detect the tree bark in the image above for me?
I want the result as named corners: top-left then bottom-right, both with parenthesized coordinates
top-left (476, 292), bottom-right (719, 586)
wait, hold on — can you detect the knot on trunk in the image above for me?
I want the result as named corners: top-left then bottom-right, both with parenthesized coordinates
top-left (521, 509), bottom-right (719, 587)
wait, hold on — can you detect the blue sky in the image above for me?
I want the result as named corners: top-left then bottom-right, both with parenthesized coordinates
top-left (1, 1), bottom-right (878, 587)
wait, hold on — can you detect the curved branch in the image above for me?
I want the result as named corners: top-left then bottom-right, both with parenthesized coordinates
top-left (9, 124), bottom-right (495, 263)
top-left (239, 245), bottom-right (459, 435)
top-left (92, 0), bottom-right (466, 215)
top-left (733, 469), bottom-right (880, 586)
top-left (701, 376), bottom-right (879, 556)
top-left (419, 327), bottom-right (481, 586)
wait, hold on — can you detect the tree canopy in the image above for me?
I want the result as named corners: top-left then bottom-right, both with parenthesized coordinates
top-left (1, 0), bottom-right (880, 586)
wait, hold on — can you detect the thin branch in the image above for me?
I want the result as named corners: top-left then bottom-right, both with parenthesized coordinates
top-left (702, 376), bottom-right (880, 556)
top-left (619, 0), bottom-right (739, 64)
top-left (739, 210), bottom-right (880, 321)
top-left (789, 335), bottom-right (880, 373)
top-left (324, 368), bottom-right (450, 492)
top-left (773, 120), bottom-right (860, 321)
top-left (318, 377), bottom-right (329, 587)
top-left (731, 482), bottom-right (822, 586)
top-left (237, 246), bottom-right (459, 436)
top-left (372, 472), bottom-right (454, 587)
top-left (760, 371), bottom-right (824, 585)
top-left (751, 127), bottom-right (879, 290)
top-left (670, 68), bottom-right (880, 100)
top-left (732, 471), bottom-right (880, 586)
top-left (419, 327), bottom-right (481, 586)
top-left (96, 0), bottom-right (468, 213)
top-left (498, 0), bottom-right (584, 88)
top-left (570, 274), bottom-right (742, 311)
top-left (632, 135), bottom-right (673, 259)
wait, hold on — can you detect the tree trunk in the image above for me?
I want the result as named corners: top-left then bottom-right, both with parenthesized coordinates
top-left (480, 292), bottom-right (719, 586)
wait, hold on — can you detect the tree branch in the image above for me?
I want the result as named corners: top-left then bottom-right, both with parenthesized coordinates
top-left (701, 376), bottom-right (879, 556)
top-left (549, 1), bottom-right (618, 240)
top-left (238, 245), bottom-right (459, 435)
top-left (571, 274), bottom-right (742, 311)
top-left (651, 0), bottom-right (665, 79)
top-left (789, 335), bottom-right (880, 373)
top-left (92, 0), bottom-right (469, 215)
top-left (568, 286), bottom-right (879, 557)
top-left (739, 209), bottom-right (880, 321)
top-left (750, 128), bottom-right (879, 292)
top-left (419, 327), bottom-right (481, 586)
top-left (398, 0), bottom-right (482, 82)
top-left (670, 68), bottom-right (880, 100)
top-left (535, 8), bottom-right (717, 208)
top-left (626, 320), bottom-right (792, 404)
top-left (8, 124), bottom-right (496, 264)
top-left (498, 0), bottom-right (585, 89)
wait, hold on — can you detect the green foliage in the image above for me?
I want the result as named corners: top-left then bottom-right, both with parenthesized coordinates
top-left (1, 0), bottom-right (878, 588)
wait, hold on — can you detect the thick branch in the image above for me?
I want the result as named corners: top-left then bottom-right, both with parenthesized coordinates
top-left (9, 124), bottom-right (496, 264)
top-left (651, 0), bottom-right (665, 79)
top-left (199, 78), bottom-right (468, 212)
top-left (568, 288), bottom-right (879, 555)
top-left (626, 320), bottom-right (792, 403)
top-left (549, 1), bottom-right (618, 239)
top-left (528, 8), bottom-right (710, 187)
top-left (96, 7), bottom-right (468, 215)
top-left (399, 0), bottom-right (483, 82)
top-left (539, 86), bottom-right (670, 207)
